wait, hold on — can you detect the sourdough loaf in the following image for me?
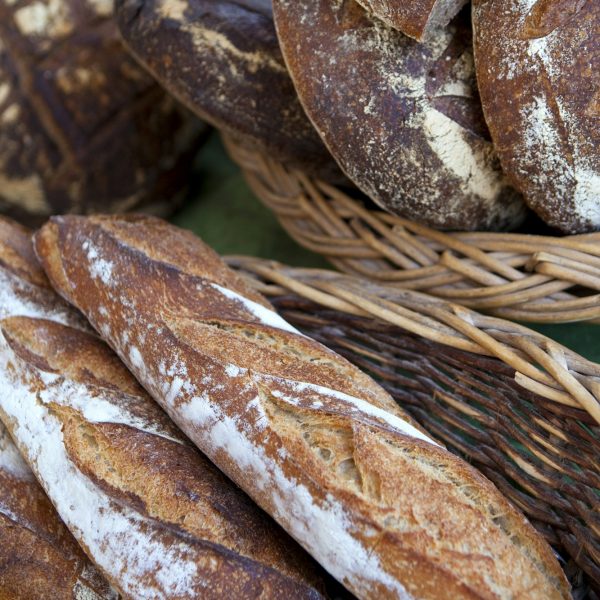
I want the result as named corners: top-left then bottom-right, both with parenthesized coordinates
top-left (272, 0), bottom-right (525, 231)
top-left (0, 423), bottom-right (116, 600)
top-left (36, 214), bottom-right (571, 600)
top-left (0, 216), bottom-right (324, 599)
top-left (353, 0), bottom-right (468, 41)
top-left (115, 0), bottom-right (344, 184)
top-left (0, 0), bottom-right (205, 225)
top-left (472, 0), bottom-right (599, 233)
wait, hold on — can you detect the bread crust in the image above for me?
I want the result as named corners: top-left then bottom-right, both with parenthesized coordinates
top-left (0, 0), bottom-right (204, 225)
top-left (36, 214), bottom-right (571, 600)
top-left (353, 0), bottom-right (468, 40)
top-left (0, 216), bottom-right (324, 599)
top-left (115, 0), bottom-right (345, 184)
top-left (472, 0), bottom-right (599, 233)
top-left (272, 0), bottom-right (525, 231)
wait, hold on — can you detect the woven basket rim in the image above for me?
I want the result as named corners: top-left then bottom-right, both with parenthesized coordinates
top-left (222, 134), bottom-right (600, 325)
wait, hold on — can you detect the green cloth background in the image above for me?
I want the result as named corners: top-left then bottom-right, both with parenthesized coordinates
top-left (171, 134), bottom-right (600, 363)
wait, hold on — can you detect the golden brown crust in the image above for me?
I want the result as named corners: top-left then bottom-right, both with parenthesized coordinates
top-left (472, 0), bottom-right (599, 233)
top-left (0, 216), bottom-right (324, 599)
top-left (36, 214), bottom-right (571, 600)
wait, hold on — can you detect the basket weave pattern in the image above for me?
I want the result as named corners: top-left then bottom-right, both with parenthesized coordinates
top-left (224, 135), bottom-right (600, 325)
top-left (230, 257), bottom-right (600, 596)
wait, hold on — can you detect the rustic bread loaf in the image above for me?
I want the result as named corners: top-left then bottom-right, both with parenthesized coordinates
top-left (0, 0), bottom-right (205, 226)
top-left (272, 0), bottom-right (525, 231)
top-left (0, 423), bottom-right (117, 600)
top-left (115, 0), bottom-right (344, 184)
top-left (472, 0), bottom-right (599, 233)
top-left (36, 214), bottom-right (571, 600)
top-left (0, 216), bottom-right (324, 599)
top-left (353, 0), bottom-right (468, 40)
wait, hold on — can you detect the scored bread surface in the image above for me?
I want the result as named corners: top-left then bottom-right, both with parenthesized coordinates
top-left (272, 0), bottom-right (525, 231)
top-left (35, 214), bottom-right (571, 600)
top-left (0, 216), bottom-right (324, 600)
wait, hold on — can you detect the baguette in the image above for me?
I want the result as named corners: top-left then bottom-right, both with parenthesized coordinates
top-left (36, 214), bottom-right (571, 600)
top-left (0, 216), bottom-right (324, 599)
top-left (0, 218), bottom-right (115, 599)
top-left (0, 423), bottom-right (116, 600)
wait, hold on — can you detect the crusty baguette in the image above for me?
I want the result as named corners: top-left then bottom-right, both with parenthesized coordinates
top-left (0, 216), bottom-right (324, 599)
top-left (0, 218), bottom-right (115, 599)
top-left (472, 0), bottom-right (599, 233)
top-left (36, 214), bottom-right (571, 600)
top-left (0, 423), bottom-right (117, 600)
top-left (272, 0), bottom-right (525, 231)
top-left (353, 0), bottom-right (468, 41)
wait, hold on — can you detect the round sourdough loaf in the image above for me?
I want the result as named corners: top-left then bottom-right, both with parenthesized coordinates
top-left (353, 0), bottom-right (469, 41)
top-left (115, 0), bottom-right (345, 184)
top-left (0, 0), bottom-right (205, 226)
top-left (473, 0), bottom-right (600, 233)
top-left (273, 0), bottom-right (526, 231)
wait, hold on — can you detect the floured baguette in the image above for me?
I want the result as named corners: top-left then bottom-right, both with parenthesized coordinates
top-left (36, 214), bottom-right (571, 600)
top-left (0, 216), bottom-right (324, 600)
top-left (0, 423), bottom-right (116, 600)
top-left (0, 218), bottom-right (115, 599)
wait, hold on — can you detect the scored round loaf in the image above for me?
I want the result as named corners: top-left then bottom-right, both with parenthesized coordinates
top-left (473, 0), bottom-right (600, 233)
top-left (0, 0), bottom-right (206, 226)
top-left (115, 0), bottom-right (345, 184)
top-left (273, 0), bottom-right (526, 231)
top-left (353, 0), bottom-right (469, 41)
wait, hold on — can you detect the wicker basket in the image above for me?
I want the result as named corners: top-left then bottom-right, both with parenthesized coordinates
top-left (228, 256), bottom-right (600, 597)
top-left (223, 134), bottom-right (600, 325)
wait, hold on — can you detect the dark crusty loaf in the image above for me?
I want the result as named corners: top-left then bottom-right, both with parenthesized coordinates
top-left (353, 0), bottom-right (468, 40)
top-left (0, 423), bottom-right (116, 600)
top-left (0, 216), bottom-right (324, 599)
top-left (36, 214), bottom-right (571, 600)
top-left (115, 0), bottom-right (344, 184)
top-left (272, 0), bottom-right (525, 231)
top-left (472, 0), bottom-right (599, 233)
top-left (0, 0), bottom-right (205, 225)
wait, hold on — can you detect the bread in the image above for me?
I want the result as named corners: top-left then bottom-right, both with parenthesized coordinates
top-left (0, 216), bottom-right (324, 599)
top-left (472, 0), bottom-right (599, 233)
top-left (272, 0), bottom-right (525, 231)
top-left (353, 0), bottom-right (468, 41)
top-left (36, 214), bottom-right (571, 600)
top-left (115, 0), bottom-right (344, 184)
top-left (0, 423), bottom-right (117, 600)
top-left (0, 0), bottom-right (206, 226)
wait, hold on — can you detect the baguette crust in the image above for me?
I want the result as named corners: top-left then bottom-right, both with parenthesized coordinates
top-left (354, 0), bottom-right (468, 40)
top-left (472, 0), bottom-right (599, 233)
top-left (115, 0), bottom-right (344, 184)
top-left (0, 216), bottom-right (324, 599)
top-left (0, 217), bottom-right (114, 599)
top-left (36, 214), bottom-right (571, 600)
top-left (272, 0), bottom-right (524, 231)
